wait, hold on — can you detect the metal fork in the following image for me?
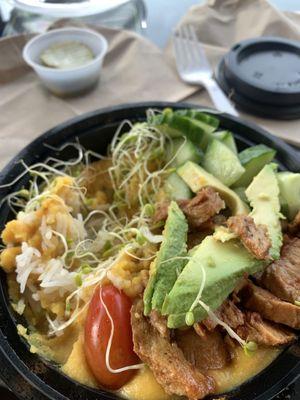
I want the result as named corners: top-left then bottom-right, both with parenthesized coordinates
top-left (173, 25), bottom-right (238, 116)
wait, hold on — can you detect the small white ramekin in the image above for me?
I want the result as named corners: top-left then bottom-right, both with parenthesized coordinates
top-left (23, 27), bottom-right (108, 96)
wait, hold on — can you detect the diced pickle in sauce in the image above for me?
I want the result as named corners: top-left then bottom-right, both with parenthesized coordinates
top-left (40, 41), bottom-right (94, 69)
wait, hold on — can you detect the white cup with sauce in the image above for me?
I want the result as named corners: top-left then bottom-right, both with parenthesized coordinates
top-left (23, 27), bottom-right (108, 96)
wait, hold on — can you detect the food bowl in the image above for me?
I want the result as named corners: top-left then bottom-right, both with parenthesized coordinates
top-left (22, 27), bottom-right (108, 96)
top-left (0, 102), bottom-right (299, 400)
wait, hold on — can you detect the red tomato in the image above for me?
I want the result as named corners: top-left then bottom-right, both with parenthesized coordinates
top-left (84, 284), bottom-right (139, 390)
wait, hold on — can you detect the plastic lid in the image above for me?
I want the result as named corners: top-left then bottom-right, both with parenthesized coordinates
top-left (13, 0), bottom-right (130, 17)
top-left (216, 37), bottom-right (300, 119)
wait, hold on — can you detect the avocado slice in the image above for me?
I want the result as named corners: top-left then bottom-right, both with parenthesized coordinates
top-left (202, 139), bottom-right (245, 187)
top-left (143, 201), bottom-right (188, 315)
top-left (177, 161), bottom-right (249, 215)
top-left (233, 144), bottom-right (276, 188)
top-left (162, 236), bottom-right (264, 328)
top-left (149, 109), bottom-right (217, 150)
top-left (277, 171), bottom-right (300, 220)
top-left (245, 164), bottom-right (282, 260)
top-left (213, 130), bottom-right (238, 155)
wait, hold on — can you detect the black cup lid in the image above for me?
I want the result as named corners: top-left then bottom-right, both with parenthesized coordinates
top-left (215, 37), bottom-right (300, 119)
top-left (216, 58), bottom-right (300, 120)
top-left (223, 37), bottom-right (300, 107)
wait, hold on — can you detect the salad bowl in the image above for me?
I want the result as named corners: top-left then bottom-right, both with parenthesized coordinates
top-left (0, 101), bottom-right (299, 400)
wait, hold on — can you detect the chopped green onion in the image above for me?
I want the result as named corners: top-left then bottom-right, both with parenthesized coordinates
top-left (72, 166), bottom-right (82, 177)
top-left (65, 302), bottom-right (71, 316)
top-left (75, 274), bottom-right (82, 287)
top-left (143, 203), bottom-right (155, 217)
top-left (136, 231), bottom-right (147, 246)
top-left (81, 264), bottom-right (92, 274)
top-left (84, 198), bottom-right (93, 207)
top-left (151, 220), bottom-right (165, 230)
top-left (102, 240), bottom-right (112, 253)
top-left (103, 244), bottom-right (124, 258)
top-left (66, 238), bottom-right (73, 247)
top-left (166, 167), bottom-right (176, 174)
top-left (149, 147), bottom-right (164, 160)
top-left (66, 250), bottom-right (75, 263)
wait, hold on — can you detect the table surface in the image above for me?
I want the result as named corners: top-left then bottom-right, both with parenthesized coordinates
top-left (1, 0), bottom-right (300, 399)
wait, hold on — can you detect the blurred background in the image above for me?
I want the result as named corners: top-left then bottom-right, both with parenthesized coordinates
top-left (0, 0), bottom-right (299, 48)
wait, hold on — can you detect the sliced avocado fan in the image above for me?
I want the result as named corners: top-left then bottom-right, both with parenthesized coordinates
top-left (245, 163), bottom-right (282, 260)
top-left (143, 201), bottom-right (188, 315)
top-left (162, 235), bottom-right (264, 329)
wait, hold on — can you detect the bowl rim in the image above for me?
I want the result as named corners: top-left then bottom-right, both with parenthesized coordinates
top-left (22, 27), bottom-right (108, 73)
top-left (0, 101), bottom-right (299, 400)
top-left (1, 101), bottom-right (298, 180)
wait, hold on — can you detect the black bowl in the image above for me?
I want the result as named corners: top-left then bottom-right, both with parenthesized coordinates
top-left (0, 102), bottom-right (299, 400)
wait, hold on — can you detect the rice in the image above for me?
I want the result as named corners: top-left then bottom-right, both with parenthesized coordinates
top-left (16, 243), bottom-right (41, 293)
top-left (39, 258), bottom-right (77, 295)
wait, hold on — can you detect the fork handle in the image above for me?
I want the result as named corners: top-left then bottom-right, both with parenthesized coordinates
top-left (203, 79), bottom-right (239, 117)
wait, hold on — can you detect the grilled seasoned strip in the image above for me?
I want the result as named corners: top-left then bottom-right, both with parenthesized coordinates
top-left (131, 300), bottom-right (215, 400)
top-left (239, 281), bottom-right (300, 329)
top-left (149, 310), bottom-right (169, 339)
top-left (287, 211), bottom-right (300, 237)
top-left (259, 237), bottom-right (300, 303)
top-left (202, 300), bottom-right (245, 331)
top-left (178, 187), bottom-right (225, 229)
top-left (200, 298), bottom-right (295, 347)
top-left (154, 187), bottom-right (225, 229)
top-left (236, 311), bottom-right (296, 346)
top-left (227, 215), bottom-right (271, 260)
top-left (176, 328), bottom-right (229, 371)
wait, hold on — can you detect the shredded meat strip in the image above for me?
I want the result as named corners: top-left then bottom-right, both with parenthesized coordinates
top-left (131, 300), bottom-right (215, 400)
top-left (201, 299), bottom-right (245, 331)
top-left (259, 236), bottom-right (300, 303)
top-left (239, 280), bottom-right (300, 329)
top-left (178, 187), bottom-right (225, 229)
top-left (198, 298), bottom-right (295, 347)
top-left (236, 311), bottom-right (296, 346)
top-left (227, 215), bottom-right (271, 260)
top-left (154, 187), bottom-right (225, 229)
top-left (287, 211), bottom-right (300, 237)
top-left (149, 310), bottom-right (169, 339)
top-left (175, 328), bottom-right (229, 371)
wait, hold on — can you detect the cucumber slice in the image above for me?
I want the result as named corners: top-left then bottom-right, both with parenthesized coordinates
top-left (165, 172), bottom-right (192, 200)
top-left (202, 139), bottom-right (245, 187)
top-left (279, 193), bottom-right (289, 219)
top-left (166, 138), bottom-right (202, 167)
top-left (213, 130), bottom-right (238, 155)
top-left (174, 109), bottom-right (219, 129)
top-left (277, 171), bottom-right (300, 220)
top-left (149, 109), bottom-right (217, 149)
top-left (233, 144), bottom-right (276, 188)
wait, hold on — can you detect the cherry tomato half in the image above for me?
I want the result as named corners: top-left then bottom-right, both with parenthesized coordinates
top-left (84, 284), bottom-right (139, 390)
